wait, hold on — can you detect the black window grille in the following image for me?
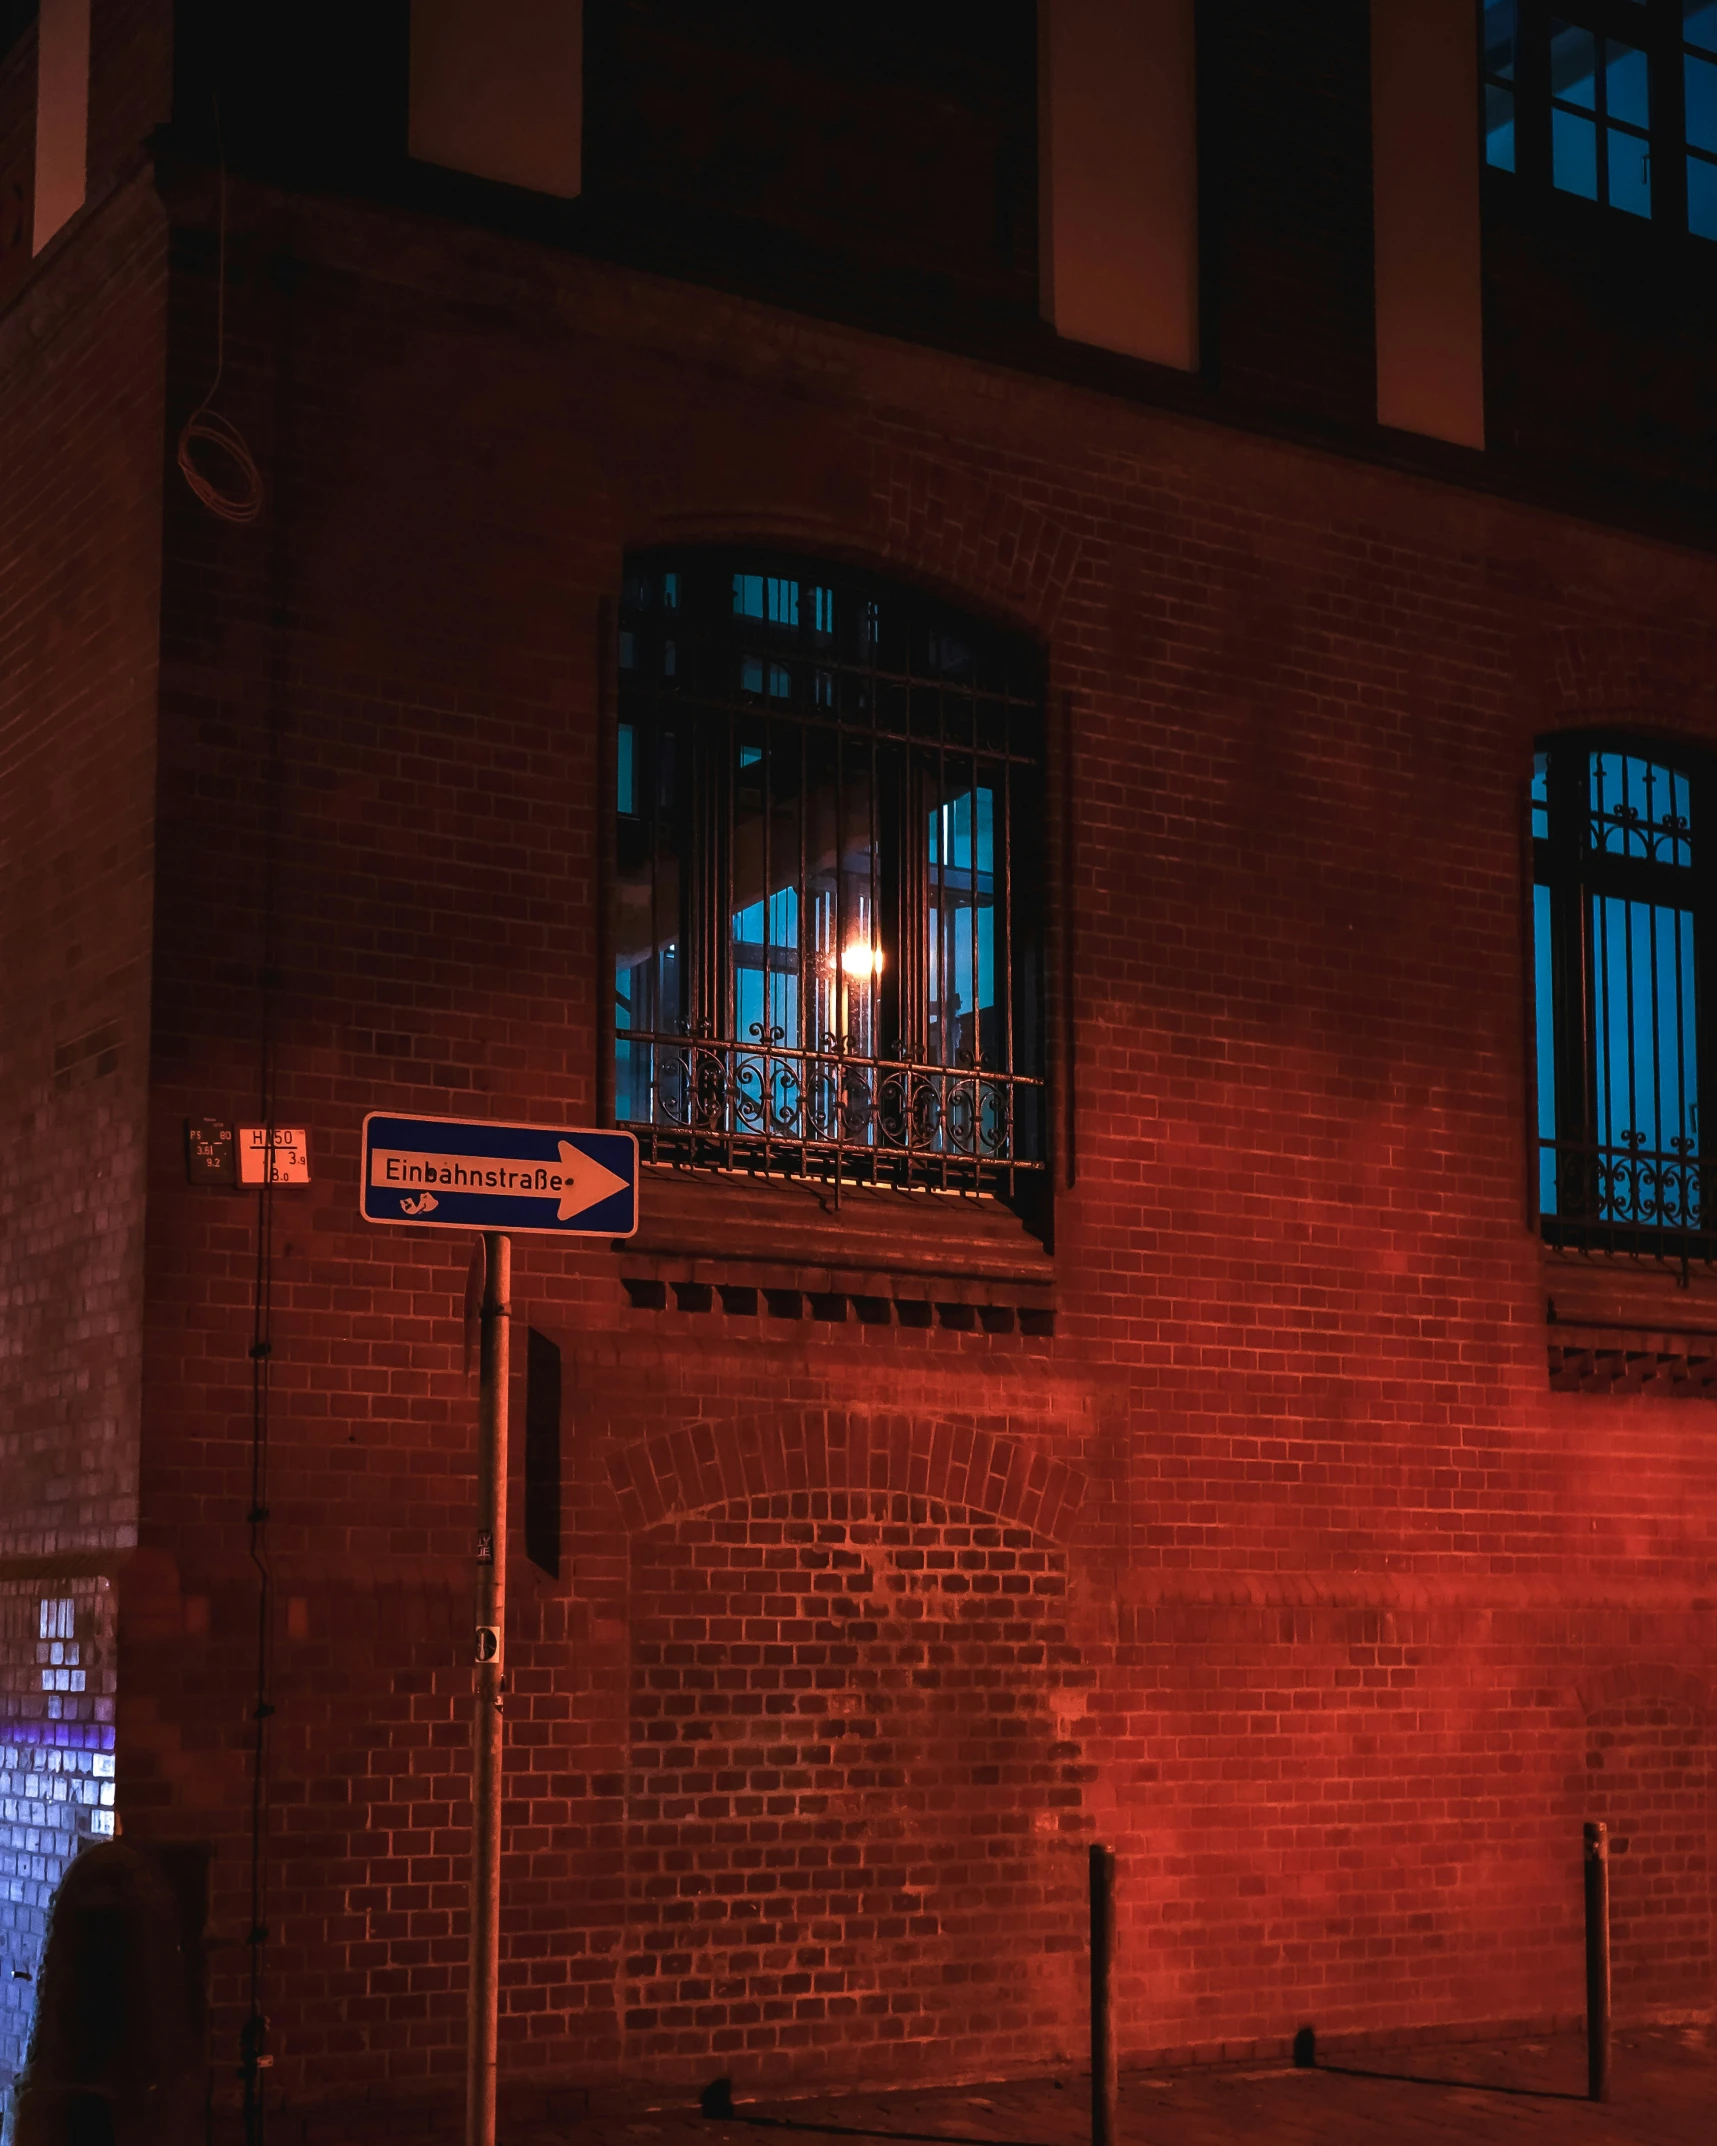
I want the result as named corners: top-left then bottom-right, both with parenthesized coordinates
top-left (613, 549), bottom-right (1046, 1198)
top-left (1532, 735), bottom-right (1713, 1253)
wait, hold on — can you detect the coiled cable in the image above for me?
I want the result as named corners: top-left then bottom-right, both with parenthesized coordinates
top-left (177, 125), bottom-right (263, 525)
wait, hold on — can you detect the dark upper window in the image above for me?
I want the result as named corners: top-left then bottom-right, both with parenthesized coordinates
top-left (1532, 738), bottom-right (1711, 1253)
top-left (614, 550), bottom-right (1046, 1200)
top-left (1484, 1), bottom-right (1717, 237)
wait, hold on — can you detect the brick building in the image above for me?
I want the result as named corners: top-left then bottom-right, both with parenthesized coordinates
top-left (1, 0), bottom-right (1714, 2134)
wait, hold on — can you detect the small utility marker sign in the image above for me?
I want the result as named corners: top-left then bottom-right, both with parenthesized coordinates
top-left (360, 1113), bottom-right (638, 1236)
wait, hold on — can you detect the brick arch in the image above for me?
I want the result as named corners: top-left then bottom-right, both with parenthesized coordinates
top-left (629, 450), bottom-right (1086, 645)
top-left (866, 443), bottom-right (1086, 639)
top-left (1530, 626), bottom-right (1717, 732)
top-left (1575, 1662), bottom-right (1714, 1721)
top-left (605, 1412), bottom-right (1085, 1540)
top-left (621, 1486), bottom-right (1093, 2083)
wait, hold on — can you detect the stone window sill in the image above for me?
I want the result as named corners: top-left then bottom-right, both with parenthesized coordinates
top-left (616, 1164), bottom-right (1054, 1327)
top-left (1544, 1243), bottom-right (1717, 1396)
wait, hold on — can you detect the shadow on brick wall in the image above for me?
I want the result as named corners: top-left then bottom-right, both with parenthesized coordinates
top-left (11, 1843), bottom-right (203, 2146)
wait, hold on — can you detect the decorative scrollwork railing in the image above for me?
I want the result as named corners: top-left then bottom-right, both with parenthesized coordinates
top-left (1541, 1133), bottom-right (1711, 1249)
top-left (619, 1025), bottom-right (1046, 1193)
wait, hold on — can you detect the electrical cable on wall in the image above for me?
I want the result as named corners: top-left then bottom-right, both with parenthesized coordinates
top-left (242, 1066), bottom-right (277, 2146)
top-left (177, 111), bottom-right (264, 525)
top-left (239, 357), bottom-right (287, 2146)
top-left (236, 152), bottom-right (295, 2146)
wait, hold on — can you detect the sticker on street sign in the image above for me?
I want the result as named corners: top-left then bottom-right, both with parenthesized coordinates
top-left (359, 1113), bottom-right (638, 1237)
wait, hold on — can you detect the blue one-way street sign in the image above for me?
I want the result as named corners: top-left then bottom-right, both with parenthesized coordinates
top-left (360, 1113), bottom-right (638, 1236)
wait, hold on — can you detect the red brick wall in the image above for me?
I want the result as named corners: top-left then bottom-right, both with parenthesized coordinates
top-left (119, 189), bottom-right (1717, 2125)
top-left (1581, 1667), bottom-right (1715, 2023)
top-left (625, 1494), bottom-right (1087, 2073)
top-left (0, 164), bottom-right (166, 2106)
top-left (0, 166), bottom-right (164, 1558)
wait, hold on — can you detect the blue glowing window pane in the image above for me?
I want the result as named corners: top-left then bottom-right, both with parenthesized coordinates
top-left (1534, 882), bottom-right (1558, 1213)
top-left (1606, 42), bottom-right (1649, 128)
top-left (1485, 0), bottom-right (1516, 79)
top-left (812, 586), bottom-right (834, 634)
top-left (1553, 107), bottom-right (1599, 197)
top-left (1551, 21), bottom-right (1597, 108)
top-left (738, 660), bottom-right (789, 697)
top-left (618, 723), bottom-right (635, 813)
top-left (1487, 83), bottom-right (1517, 170)
top-left (662, 571), bottom-right (679, 610)
top-left (1690, 153), bottom-right (1717, 235)
top-left (732, 888), bottom-right (802, 1054)
top-left (1532, 751), bottom-right (1550, 839)
top-left (928, 789), bottom-right (995, 874)
top-left (1688, 53), bottom-right (1717, 151)
top-left (735, 573), bottom-right (800, 627)
top-left (1591, 897), bottom-right (1700, 1167)
top-left (1687, 0), bottom-right (1717, 57)
top-left (927, 789), bottom-right (997, 1040)
top-left (738, 661), bottom-right (787, 696)
top-left (1609, 127), bottom-right (1652, 216)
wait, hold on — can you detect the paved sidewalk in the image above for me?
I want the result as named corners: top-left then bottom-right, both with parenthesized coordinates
top-left (287, 2028), bottom-right (1714, 2145)
top-left (553, 2029), bottom-right (1715, 2146)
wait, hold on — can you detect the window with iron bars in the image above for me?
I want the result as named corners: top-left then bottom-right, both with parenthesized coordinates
top-left (614, 550), bottom-right (1047, 1202)
top-left (1532, 736), bottom-right (1713, 1254)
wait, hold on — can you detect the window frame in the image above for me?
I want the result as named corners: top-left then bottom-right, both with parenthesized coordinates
top-left (1532, 730), bottom-right (1717, 1259)
top-left (610, 547), bottom-right (1049, 1207)
top-left (1481, 0), bottom-right (1717, 239)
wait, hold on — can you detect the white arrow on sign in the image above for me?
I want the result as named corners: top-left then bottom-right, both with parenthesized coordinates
top-left (370, 1140), bottom-right (630, 1222)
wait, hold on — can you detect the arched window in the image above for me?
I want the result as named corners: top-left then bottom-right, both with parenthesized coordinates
top-left (1532, 736), bottom-right (1711, 1252)
top-left (613, 550), bottom-right (1046, 1196)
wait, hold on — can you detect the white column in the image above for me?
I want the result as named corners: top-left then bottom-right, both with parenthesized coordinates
top-left (410, 0), bottom-right (583, 199)
top-left (1371, 0), bottom-right (1486, 448)
top-left (33, 0), bottom-right (90, 255)
top-left (1039, 0), bottom-right (1199, 371)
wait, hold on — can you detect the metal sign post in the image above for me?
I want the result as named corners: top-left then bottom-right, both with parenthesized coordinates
top-left (468, 1233), bottom-right (510, 2146)
top-left (358, 1112), bottom-right (638, 2146)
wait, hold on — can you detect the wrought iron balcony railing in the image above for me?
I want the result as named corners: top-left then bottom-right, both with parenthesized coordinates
top-left (1540, 1133), bottom-right (1712, 1253)
top-left (618, 1026), bottom-right (1047, 1195)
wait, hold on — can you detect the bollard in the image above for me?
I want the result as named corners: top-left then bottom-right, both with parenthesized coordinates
top-left (1584, 1821), bottom-right (1611, 2105)
top-left (1089, 1844), bottom-right (1118, 2146)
